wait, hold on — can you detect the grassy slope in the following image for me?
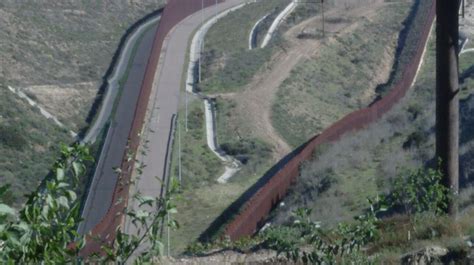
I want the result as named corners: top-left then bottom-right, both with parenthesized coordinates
top-left (272, 37), bottom-right (437, 227)
top-left (168, 98), bottom-right (269, 254)
top-left (167, 1), bottom-right (292, 254)
top-left (272, 2), bottom-right (412, 148)
top-left (0, 1), bottom-right (165, 205)
top-left (269, 27), bottom-right (474, 259)
top-left (0, 83), bottom-right (71, 207)
top-left (274, 24), bottom-right (474, 228)
top-left (199, 0), bottom-right (290, 93)
top-left (0, 1), bottom-right (164, 87)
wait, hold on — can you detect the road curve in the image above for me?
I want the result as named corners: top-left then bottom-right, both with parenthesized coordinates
top-left (78, 21), bottom-right (160, 235)
top-left (124, 0), bottom-right (250, 235)
top-left (82, 14), bottom-right (162, 144)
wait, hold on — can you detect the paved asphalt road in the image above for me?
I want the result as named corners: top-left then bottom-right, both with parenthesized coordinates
top-left (124, 0), bottom-right (248, 235)
top-left (82, 15), bottom-right (162, 144)
top-left (78, 22), bottom-right (159, 235)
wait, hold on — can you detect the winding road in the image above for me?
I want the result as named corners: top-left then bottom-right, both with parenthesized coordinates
top-left (78, 20), bottom-right (160, 235)
top-left (124, 0), bottom-right (250, 235)
top-left (82, 14), bottom-right (163, 144)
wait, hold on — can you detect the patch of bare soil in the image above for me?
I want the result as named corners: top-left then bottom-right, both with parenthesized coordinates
top-left (163, 249), bottom-right (286, 265)
top-left (23, 82), bottom-right (98, 132)
top-left (219, 0), bottom-right (391, 160)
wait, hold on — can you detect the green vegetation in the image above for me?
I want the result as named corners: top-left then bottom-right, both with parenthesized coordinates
top-left (0, 1), bottom-right (164, 87)
top-left (200, 48), bottom-right (274, 93)
top-left (376, 0), bottom-right (436, 95)
top-left (272, 2), bottom-right (412, 147)
top-left (166, 1), bottom-right (294, 253)
top-left (0, 144), bottom-right (178, 264)
top-left (459, 52), bottom-right (474, 98)
top-left (187, 168), bottom-right (473, 264)
top-left (0, 84), bottom-right (71, 206)
top-left (273, 37), bottom-right (438, 226)
top-left (0, 146), bottom-right (470, 263)
top-left (274, 0), bottom-right (474, 235)
top-left (389, 166), bottom-right (449, 215)
top-left (170, 101), bottom-right (224, 189)
top-left (167, 98), bottom-right (273, 254)
top-left (199, 0), bottom-right (290, 93)
top-left (0, 1), bottom-right (166, 206)
top-left (215, 98), bottom-right (273, 180)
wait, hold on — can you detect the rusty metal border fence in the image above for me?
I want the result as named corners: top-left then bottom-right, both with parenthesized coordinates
top-left (223, 1), bottom-right (436, 240)
top-left (81, 0), bottom-right (224, 256)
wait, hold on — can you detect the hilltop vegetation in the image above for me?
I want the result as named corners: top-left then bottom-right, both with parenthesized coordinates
top-left (0, 0), bottom-right (165, 132)
top-left (0, 0), bottom-right (164, 88)
top-left (199, 0), bottom-right (290, 93)
top-left (0, 0), bottom-right (164, 205)
top-left (273, 3), bottom-right (474, 250)
top-left (0, 83), bottom-right (70, 207)
top-left (169, 0), bottom-right (292, 254)
top-left (272, 2), bottom-right (412, 147)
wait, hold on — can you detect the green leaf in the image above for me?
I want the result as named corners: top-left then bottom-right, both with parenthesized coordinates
top-left (66, 190), bottom-right (77, 201)
top-left (58, 196), bottom-right (69, 209)
top-left (56, 168), bottom-right (65, 181)
top-left (0, 204), bottom-right (15, 216)
top-left (0, 184), bottom-right (11, 199)
top-left (137, 196), bottom-right (154, 207)
top-left (72, 162), bottom-right (83, 177)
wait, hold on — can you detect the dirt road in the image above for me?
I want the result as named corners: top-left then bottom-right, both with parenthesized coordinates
top-left (219, 0), bottom-right (390, 160)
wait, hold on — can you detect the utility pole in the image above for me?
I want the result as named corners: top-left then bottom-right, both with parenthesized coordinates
top-left (321, 0), bottom-right (325, 38)
top-left (185, 91), bottom-right (188, 132)
top-left (199, 0), bottom-right (204, 83)
top-left (178, 118), bottom-right (182, 185)
top-left (436, 0), bottom-right (460, 216)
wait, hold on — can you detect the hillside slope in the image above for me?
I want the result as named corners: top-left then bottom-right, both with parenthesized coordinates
top-left (0, 0), bottom-right (164, 130)
top-left (0, 0), bottom-right (164, 205)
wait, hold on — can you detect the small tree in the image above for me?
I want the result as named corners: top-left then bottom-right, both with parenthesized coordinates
top-left (0, 144), bottom-right (177, 264)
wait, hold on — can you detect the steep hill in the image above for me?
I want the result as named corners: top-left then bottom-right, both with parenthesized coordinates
top-left (0, 0), bottom-right (164, 205)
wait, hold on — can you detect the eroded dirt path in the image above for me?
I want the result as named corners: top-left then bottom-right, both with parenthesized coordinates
top-left (217, 0), bottom-right (391, 160)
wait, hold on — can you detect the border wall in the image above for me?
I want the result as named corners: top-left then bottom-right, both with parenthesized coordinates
top-left (81, 0), bottom-right (224, 256)
top-left (223, 1), bottom-right (436, 240)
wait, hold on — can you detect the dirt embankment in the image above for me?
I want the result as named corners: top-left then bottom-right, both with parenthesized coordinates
top-left (215, 0), bottom-right (393, 160)
top-left (0, 0), bottom-right (164, 131)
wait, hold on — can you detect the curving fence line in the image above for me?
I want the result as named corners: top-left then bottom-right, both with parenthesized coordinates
top-left (80, 0), bottom-right (225, 256)
top-left (223, 1), bottom-right (436, 240)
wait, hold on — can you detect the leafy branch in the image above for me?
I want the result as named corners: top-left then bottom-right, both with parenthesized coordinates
top-left (0, 144), bottom-right (178, 264)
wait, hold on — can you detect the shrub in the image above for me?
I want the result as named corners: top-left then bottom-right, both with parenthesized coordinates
top-left (389, 165), bottom-right (449, 215)
top-left (0, 125), bottom-right (27, 150)
top-left (263, 197), bottom-right (387, 264)
top-left (0, 144), bottom-right (178, 263)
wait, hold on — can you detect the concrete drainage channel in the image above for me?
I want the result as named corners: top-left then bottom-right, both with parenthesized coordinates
top-left (186, 0), bottom-right (297, 183)
top-left (260, 0), bottom-right (297, 48)
top-left (248, 13), bottom-right (270, 50)
top-left (186, 2), bottom-right (248, 184)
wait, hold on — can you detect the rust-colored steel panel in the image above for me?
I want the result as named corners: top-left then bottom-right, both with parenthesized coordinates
top-left (224, 1), bottom-right (436, 241)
